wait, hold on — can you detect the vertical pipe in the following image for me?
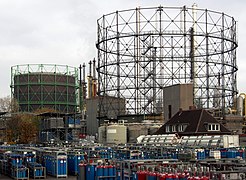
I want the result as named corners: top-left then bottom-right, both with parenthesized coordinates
top-left (232, 17), bottom-right (238, 108)
top-left (152, 47), bottom-right (157, 113)
top-left (159, 6), bottom-right (164, 114)
top-left (116, 10), bottom-right (121, 115)
top-left (221, 13), bottom-right (225, 117)
top-left (192, 3), bottom-right (198, 105)
top-left (27, 64), bottom-right (30, 112)
top-left (135, 7), bottom-right (140, 114)
top-left (93, 58), bottom-right (96, 80)
top-left (66, 65), bottom-right (69, 113)
top-left (205, 9), bottom-right (209, 108)
top-left (89, 60), bottom-right (93, 99)
top-left (183, 6), bottom-right (187, 83)
top-left (93, 58), bottom-right (97, 97)
top-left (79, 64), bottom-right (82, 112)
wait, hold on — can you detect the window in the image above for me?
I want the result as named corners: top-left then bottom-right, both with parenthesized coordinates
top-left (179, 125), bottom-right (184, 132)
top-left (207, 123), bottom-right (220, 131)
top-left (178, 124), bottom-right (187, 132)
top-left (166, 125), bottom-right (170, 132)
top-left (172, 125), bottom-right (176, 132)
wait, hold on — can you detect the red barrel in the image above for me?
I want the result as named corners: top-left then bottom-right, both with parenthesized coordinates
top-left (137, 170), bottom-right (147, 180)
top-left (200, 176), bottom-right (209, 180)
top-left (159, 173), bottom-right (166, 180)
top-left (166, 173), bottom-right (173, 180)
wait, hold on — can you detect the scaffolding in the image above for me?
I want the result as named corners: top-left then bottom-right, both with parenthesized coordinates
top-left (96, 6), bottom-right (238, 119)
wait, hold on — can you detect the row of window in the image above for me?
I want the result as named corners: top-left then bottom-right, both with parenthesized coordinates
top-left (166, 124), bottom-right (187, 133)
top-left (165, 123), bottom-right (220, 133)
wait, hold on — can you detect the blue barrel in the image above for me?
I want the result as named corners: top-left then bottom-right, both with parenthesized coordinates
top-left (237, 149), bottom-right (245, 158)
top-left (104, 165), bottom-right (109, 179)
top-left (197, 151), bottom-right (205, 160)
top-left (220, 149), bottom-right (227, 158)
top-left (227, 150), bottom-right (237, 158)
top-left (147, 172), bottom-right (157, 180)
top-left (116, 168), bottom-right (121, 180)
top-left (108, 165), bottom-right (114, 180)
top-left (86, 164), bottom-right (95, 180)
top-left (97, 165), bottom-right (104, 178)
top-left (204, 149), bottom-right (210, 158)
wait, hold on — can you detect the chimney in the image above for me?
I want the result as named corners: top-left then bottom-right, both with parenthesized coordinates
top-left (189, 105), bottom-right (196, 110)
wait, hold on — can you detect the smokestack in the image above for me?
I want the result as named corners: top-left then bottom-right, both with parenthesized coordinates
top-left (88, 60), bottom-right (93, 98)
top-left (93, 58), bottom-right (96, 80)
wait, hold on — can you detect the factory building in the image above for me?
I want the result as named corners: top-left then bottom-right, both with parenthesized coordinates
top-left (163, 84), bottom-right (193, 122)
top-left (98, 121), bottom-right (161, 144)
top-left (38, 112), bottom-right (83, 142)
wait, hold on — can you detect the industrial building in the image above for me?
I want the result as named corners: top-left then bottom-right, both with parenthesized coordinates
top-left (3, 5), bottom-right (245, 145)
top-left (38, 112), bottom-right (84, 142)
top-left (11, 64), bottom-right (79, 113)
top-left (1, 4), bottom-right (246, 180)
top-left (98, 120), bottom-right (162, 144)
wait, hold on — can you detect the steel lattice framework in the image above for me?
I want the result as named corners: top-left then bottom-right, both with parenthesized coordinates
top-left (11, 64), bottom-right (79, 113)
top-left (96, 6), bottom-right (238, 118)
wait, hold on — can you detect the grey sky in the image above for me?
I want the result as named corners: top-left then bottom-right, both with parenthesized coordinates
top-left (0, 0), bottom-right (245, 97)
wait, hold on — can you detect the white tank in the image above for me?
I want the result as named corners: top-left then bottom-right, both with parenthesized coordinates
top-left (237, 96), bottom-right (244, 116)
top-left (106, 124), bottom-right (127, 144)
top-left (98, 126), bottom-right (106, 143)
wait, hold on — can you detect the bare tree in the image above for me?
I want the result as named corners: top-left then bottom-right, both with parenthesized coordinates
top-left (0, 96), bottom-right (19, 112)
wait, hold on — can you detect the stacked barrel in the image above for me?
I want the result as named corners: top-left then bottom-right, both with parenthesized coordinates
top-left (42, 150), bottom-right (67, 178)
top-left (8, 154), bottom-right (29, 179)
top-left (77, 161), bottom-right (116, 180)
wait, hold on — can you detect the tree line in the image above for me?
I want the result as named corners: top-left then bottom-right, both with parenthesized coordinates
top-left (0, 96), bottom-right (54, 144)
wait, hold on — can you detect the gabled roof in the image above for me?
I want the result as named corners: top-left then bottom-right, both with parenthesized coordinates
top-left (155, 109), bottom-right (231, 135)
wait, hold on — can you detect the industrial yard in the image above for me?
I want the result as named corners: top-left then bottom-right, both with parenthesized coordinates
top-left (0, 3), bottom-right (245, 180)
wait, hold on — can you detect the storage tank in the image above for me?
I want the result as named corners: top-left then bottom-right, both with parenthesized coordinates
top-left (98, 125), bottom-right (106, 143)
top-left (11, 64), bottom-right (79, 113)
top-left (128, 124), bottom-right (149, 143)
top-left (237, 95), bottom-right (244, 116)
top-left (106, 124), bottom-right (127, 144)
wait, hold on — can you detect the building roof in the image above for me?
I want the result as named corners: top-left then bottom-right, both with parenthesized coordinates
top-left (155, 109), bottom-right (231, 135)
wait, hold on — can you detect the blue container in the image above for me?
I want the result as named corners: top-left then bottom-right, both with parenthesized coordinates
top-left (220, 149), bottom-right (227, 158)
top-left (237, 149), bottom-right (245, 159)
top-left (104, 165), bottom-right (109, 179)
top-left (147, 172), bottom-right (157, 180)
top-left (108, 165), bottom-right (114, 180)
top-left (68, 154), bottom-right (84, 175)
top-left (86, 164), bottom-right (96, 180)
top-left (197, 151), bottom-right (205, 160)
top-left (116, 168), bottom-right (121, 180)
top-left (97, 165), bottom-right (104, 178)
top-left (204, 149), bottom-right (210, 158)
top-left (132, 172), bottom-right (137, 180)
top-left (227, 150), bottom-right (237, 158)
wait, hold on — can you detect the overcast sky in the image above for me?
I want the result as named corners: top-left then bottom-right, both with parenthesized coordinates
top-left (0, 0), bottom-right (246, 98)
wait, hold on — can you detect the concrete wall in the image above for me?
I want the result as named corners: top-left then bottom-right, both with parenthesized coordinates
top-left (224, 114), bottom-right (243, 134)
top-left (86, 96), bottom-right (126, 136)
top-left (86, 98), bottom-right (99, 136)
top-left (163, 84), bottom-right (193, 122)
